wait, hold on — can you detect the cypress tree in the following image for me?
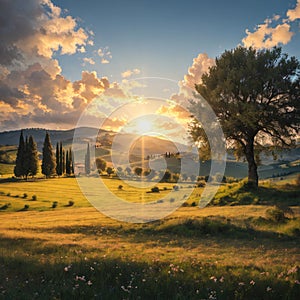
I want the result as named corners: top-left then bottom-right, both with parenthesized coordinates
top-left (27, 135), bottom-right (39, 177)
top-left (41, 132), bottom-right (56, 178)
top-left (23, 136), bottom-right (30, 180)
top-left (66, 150), bottom-right (70, 175)
top-left (59, 142), bottom-right (63, 175)
top-left (85, 143), bottom-right (91, 175)
top-left (62, 149), bottom-right (65, 174)
top-left (71, 149), bottom-right (74, 174)
top-left (14, 130), bottom-right (25, 178)
top-left (56, 142), bottom-right (61, 176)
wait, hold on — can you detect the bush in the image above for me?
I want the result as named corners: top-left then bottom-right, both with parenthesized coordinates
top-left (118, 185), bottom-right (123, 190)
top-left (6, 192), bottom-right (10, 196)
top-left (23, 204), bottom-right (29, 211)
top-left (151, 186), bottom-right (160, 193)
top-left (32, 195), bottom-right (37, 201)
top-left (157, 199), bottom-right (164, 203)
top-left (173, 185), bottom-right (179, 191)
top-left (67, 200), bottom-right (74, 207)
top-left (0, 203), bottom-right (11, 210)
top-left (23, 193), bottom-right (28, 199)
top-left (52, 201), bottom-right (58, 208)
top-left (265, 207), bottom-right (286, 223)
top-left (169, 198), bottom-right (175, 203)
top-left (197, 181), bottom-right (205, 188)
top-left (191, 201), bottom-right (197, 207)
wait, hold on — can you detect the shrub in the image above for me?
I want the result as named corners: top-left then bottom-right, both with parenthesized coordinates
top-left (173, 185), bottom-right (179, 191)
top-left (151, 186), bottom-right (160, 193)
top-left (67, 200), bottom-right (74, 207)
top-left (265, 207), bottom-right (286, 223)
top-left (191, 201), bottom-right (197, 207)
top-left (197, 181), bottom-right (205, 188)
top-left (23, 193), bottom-right (28, 199)
top-left (0, 203), bottom-right (11, 210)
top-left (6, 192), bottom-right (10, 196)
top-left (23, 204), bottom-right (29, 211)
top-left (157, 199), bottom-right (164, 203)
top-left (118, 185), bottom-right (123, 190)
top-left (52, 201), bottom-right (58, 208)
top-left (169, 198), bottom-right (175, 203)
top-left (32, 195), bottom-right (37, 201)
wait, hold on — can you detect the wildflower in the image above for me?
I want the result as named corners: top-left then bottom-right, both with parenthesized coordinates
top-left (295, 280), bottom-right (300, 285)
top-left (250, 280), bottom-right (255, 285)
top-left (210, 276), bottom-right (217, 282)
top-left (287, 266), bottom-right (298, 275)
top-left (219, 276), bottom-right (224, 283)
top-left (266, 286), bottom-right (272, 292)
top-left (87, 280), bottom-right (92, 286)
top-left (238, 282), bottom-right (245, 286)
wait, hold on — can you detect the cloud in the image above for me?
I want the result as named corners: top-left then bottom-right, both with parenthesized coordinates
top-left (170, 53), bottom-right (215, 105)
top-left (242, 20), bottom-right (294, 49)
top-left (0, 0), bottom-right (126, 131)
top-left (97, 47), bottom-right (112, 64)
top-left (121, 68), bottom-right (141, 78)
top-left (83, 57), bottom-right (95, 65)
top-left (242, 1), bottom-right (300, 50)
top-left (287, 0), bottom-right (300, 21)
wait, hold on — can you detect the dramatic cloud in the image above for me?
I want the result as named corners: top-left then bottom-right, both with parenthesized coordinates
top-left (242, 19), bottom-right (294, 49)
top-left (287, 0), bottom-right (300, 21)
top-left (171, 53), bottom-right (215, 104)
top-left (0, 0), bottom-right (126, 131)
top-left (121, 68), bottom-right (141, 78)
top-left (242, 0), bottom-right (300, 50)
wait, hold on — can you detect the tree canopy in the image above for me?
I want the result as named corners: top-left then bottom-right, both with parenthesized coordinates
top-left (191, 46), bottom-right (300, 187)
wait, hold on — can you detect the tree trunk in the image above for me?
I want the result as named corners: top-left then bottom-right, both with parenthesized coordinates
top-left (245, 139), bottom-right (258, 188)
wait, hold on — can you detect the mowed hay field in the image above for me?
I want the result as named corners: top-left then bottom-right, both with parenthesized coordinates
top-left (0, 177), bottom-right (300, 299)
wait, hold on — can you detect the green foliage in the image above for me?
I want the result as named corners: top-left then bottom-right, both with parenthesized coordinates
top-left (41, 132), bottom-right (56, 178)
top-left (67, 200), bottom-right (74, 207)
top-left (84, 143), bottom-right (91, 175)
top-left (134, 167), bottom-right (143, 176)
top-left (52, 201), bottom-right (58, 209)
top-left (14, 130), bottom-right (25, 178)
top-left (106, 167), bottom-right (114, 177)
top-left (265, 207), bottom-right (286, 223)
top-left (95, 157), bottom-right (107, 173)
top-left (151, 186), bottom-right (160, 193)
top-left (0, 203), bottom-right (11, 210)
top-left (32, 195), bottom-right (37, 201)
top-left (191, 46), bottom-right (300, 187)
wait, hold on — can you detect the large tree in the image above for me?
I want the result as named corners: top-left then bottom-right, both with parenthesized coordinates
top-left (191, 46), bottom-right (300, 187)
top-left (41, 132), bottom-right (56, 178)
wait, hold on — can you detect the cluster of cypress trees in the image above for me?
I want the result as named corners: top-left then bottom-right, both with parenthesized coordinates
top-left (14, 131), bottom-right (39, 180)
top-left (14, 130), bottom-right (74, 179)
top-left (55, 142), bottom-right (74, 176)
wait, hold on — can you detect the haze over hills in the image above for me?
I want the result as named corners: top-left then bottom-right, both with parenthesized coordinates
top-left (0, 127), bottom-right (299, 179)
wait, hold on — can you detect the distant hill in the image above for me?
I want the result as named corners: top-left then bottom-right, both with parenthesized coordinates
top-left (0, 127), bottom-right (299, 179)
top-left (0, 127), bottom-right (102, 149)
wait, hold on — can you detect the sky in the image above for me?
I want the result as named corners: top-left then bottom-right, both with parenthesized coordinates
top-left (0, 0), bottom-right (300, 135)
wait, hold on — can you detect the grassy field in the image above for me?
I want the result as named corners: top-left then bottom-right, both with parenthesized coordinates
top-left (0, 177), bottom-right (299, 299)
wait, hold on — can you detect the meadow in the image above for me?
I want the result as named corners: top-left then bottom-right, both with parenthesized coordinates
top-left (0, 176), bottom-right (299, 299)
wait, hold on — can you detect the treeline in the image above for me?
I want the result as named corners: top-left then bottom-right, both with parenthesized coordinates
top-left (14, 130), bottom-right (74, 179)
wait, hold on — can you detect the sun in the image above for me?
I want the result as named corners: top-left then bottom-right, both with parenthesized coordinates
top-left (136, 118), bottom-right (153, 133)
